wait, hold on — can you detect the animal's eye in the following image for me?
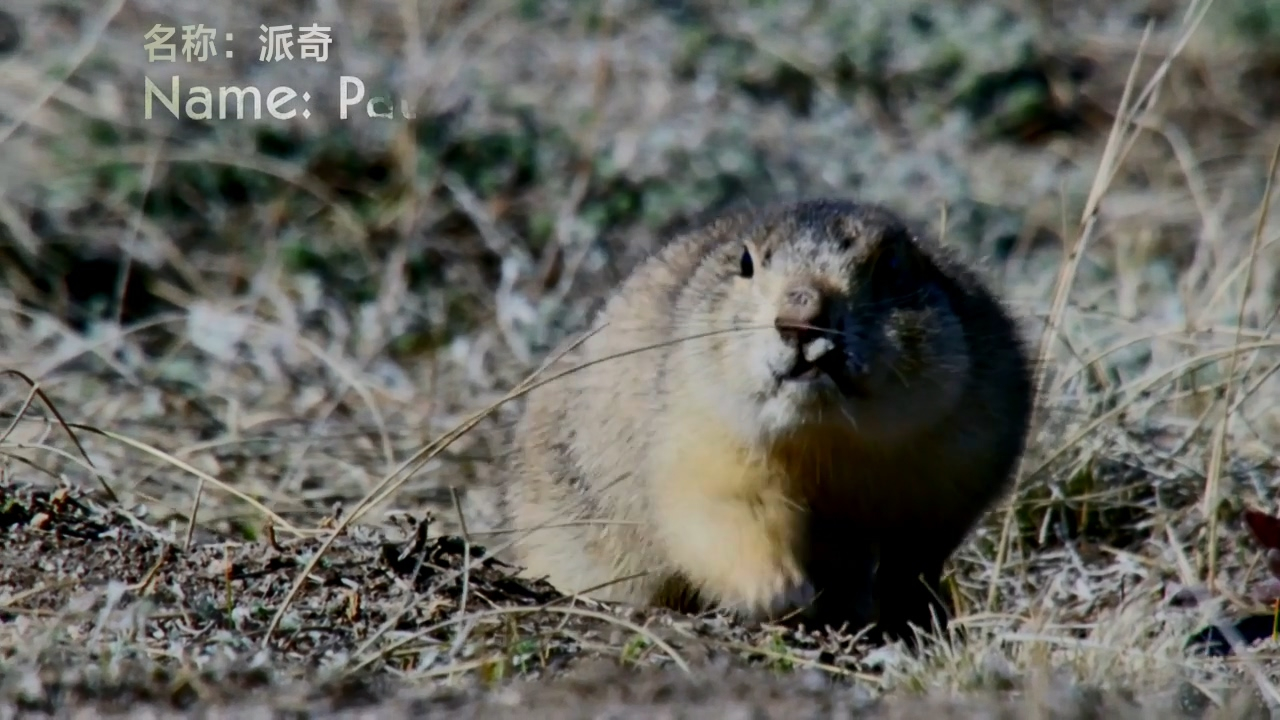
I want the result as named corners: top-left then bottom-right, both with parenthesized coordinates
top-left (739, 246), bottom-right (754, 278)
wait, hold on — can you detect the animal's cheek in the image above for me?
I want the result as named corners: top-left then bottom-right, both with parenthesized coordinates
top-left (754, 337), bottom-right (790, 374)
top-left (865, 333), bottom-right (908, 376)
top-left (892, 325), bottom-right (925, 358)
top-left (884, 312), bottom-right (933, 351)
top-left (724, 333), bottom-right (777, 382)
top-left (865, 343), bottom-right (898, 376)
top-left (749, 299), bottom-right (778, 329)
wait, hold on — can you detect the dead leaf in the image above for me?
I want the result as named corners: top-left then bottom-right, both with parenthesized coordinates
top-left (1244, 508), bottom-right (1280, 550)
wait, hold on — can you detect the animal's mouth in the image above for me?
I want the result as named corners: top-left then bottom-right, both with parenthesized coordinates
top-left (782, 355), bottom-right (823, 382)
top-left (780, 350), bottom-right (871, 399)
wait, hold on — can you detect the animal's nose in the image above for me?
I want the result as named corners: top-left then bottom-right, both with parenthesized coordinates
top-left (774, 284), bottom-right (830, 352)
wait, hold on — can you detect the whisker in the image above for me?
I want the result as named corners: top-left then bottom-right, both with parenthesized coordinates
top-left (521, 324), bottom-right (779, 381)
top-left (772, 320), bottom-right (847, 339)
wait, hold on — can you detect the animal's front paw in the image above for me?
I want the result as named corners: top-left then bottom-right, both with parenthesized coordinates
top-left (767, 574), bottom-right (817, 619)
top-left (722, 562), bottom-right (816, 622)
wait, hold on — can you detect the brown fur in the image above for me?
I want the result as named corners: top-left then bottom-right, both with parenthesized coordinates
top-left (497, 198), bottom-right (1035, 642)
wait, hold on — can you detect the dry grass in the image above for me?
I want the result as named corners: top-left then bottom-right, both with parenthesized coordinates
top-left (3, 0), bottom-right (1280, 715)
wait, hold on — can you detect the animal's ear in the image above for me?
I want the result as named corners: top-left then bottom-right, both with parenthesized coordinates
top-left (738, 243), bottom-right (755, 279)
top-left (876, 223), bottom-right (921, 267)
top-left (739, 238), bottom-right (770, 278)
top-left (869, 226), bottom-right (926, 291)
top-left (886, 236), bottom-right (913, 273)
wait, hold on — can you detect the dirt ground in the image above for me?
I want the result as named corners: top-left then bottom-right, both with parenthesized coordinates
top-left (0, 481), bottom-right (1269, 718)
top-left (4, 0), bottom-right (1280, 716)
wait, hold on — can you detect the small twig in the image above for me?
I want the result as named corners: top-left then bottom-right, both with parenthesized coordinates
top-left (129, 545), bottom-right (173, 596)
top-left (80, 426), bottom-right (299, 534)
top-left (1204, 137), bottom-right (1280, 591)
top-left (358, 605), bottom-right (693, 676)
top-left (450, 487), bottom-right (472, 617)
top-left (0, 578), bottom-right (83, 609)
top-left (184, 477), bottom-right (206, 553)
top-left (0, 369), bottom-right (118, 502)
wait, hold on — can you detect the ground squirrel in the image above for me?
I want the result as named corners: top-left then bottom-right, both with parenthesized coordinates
top-left (497, 198), bottom-right (1034, 641)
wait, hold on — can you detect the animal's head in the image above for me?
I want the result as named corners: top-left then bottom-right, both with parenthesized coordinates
top-left (676, 200), bottom-right (974, 443)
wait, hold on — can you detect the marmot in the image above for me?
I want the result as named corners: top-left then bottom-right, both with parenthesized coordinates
top-left (496, 198), bottom-right (1034, 641)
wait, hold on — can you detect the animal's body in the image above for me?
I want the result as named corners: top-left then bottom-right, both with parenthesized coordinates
top-left (496, 198), bottom-right (1034, 641)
